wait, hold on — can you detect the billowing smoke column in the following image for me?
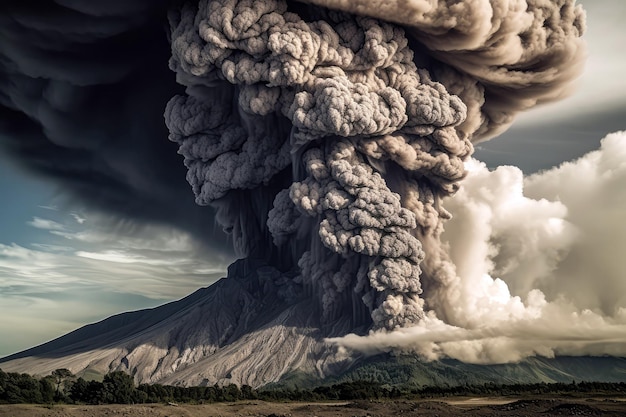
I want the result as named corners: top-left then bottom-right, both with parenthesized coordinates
top-left (165, 0), bottom-right (585, 330)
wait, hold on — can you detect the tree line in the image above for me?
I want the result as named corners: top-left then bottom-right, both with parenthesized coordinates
top-left (1, 368), bottom-right (625, 405)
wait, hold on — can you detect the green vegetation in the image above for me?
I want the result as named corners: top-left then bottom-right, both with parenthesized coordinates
top-left (1, 367), bottom-right (626, 405)
top-left (311, 354), bottom-right (626, 388)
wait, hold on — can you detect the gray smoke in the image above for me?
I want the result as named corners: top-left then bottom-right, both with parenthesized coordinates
top-left (164, 0), bottom-right (585, 330)
top-left (332, 131), bottom-right (626, 363)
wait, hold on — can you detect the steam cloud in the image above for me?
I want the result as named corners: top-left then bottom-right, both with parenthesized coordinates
top-left (333, 131), bottom-right (626, 363)
top-left (164, 0), bottom-right (585, 331)
top-left (4, 0), bottom-right (623, 366)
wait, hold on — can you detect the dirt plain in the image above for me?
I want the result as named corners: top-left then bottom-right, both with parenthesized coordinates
top-left (2, 397), bottom-right (626, 417)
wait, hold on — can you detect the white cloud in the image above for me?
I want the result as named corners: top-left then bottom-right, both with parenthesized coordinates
top-left (524, 131), bottom-right (626, 313)
top-left (331, 131), bottom-right (626, 363)
top-left (30, 243), bottom-right (75, 252)
top-left (0, 243), bottom-right (68, 283)
top-left (75, 250), bottom-right (167, 264)
top-left (70, 212), bottom-right (86, 224)
top-left (0, 240), bottom-right (225, 299)
top-left (27, 217), bottom-right (65, 231)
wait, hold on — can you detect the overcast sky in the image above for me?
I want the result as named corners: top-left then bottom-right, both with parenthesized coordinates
top-left (0, 0), bottom-right (624, 357)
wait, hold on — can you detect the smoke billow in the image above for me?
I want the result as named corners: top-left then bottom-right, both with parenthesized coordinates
top-left (4, 0), bottom-right (617, 367)
top-left (164, 0), bottom-right (585, 333)
top-left (333, 131), bottom-right (626, 363)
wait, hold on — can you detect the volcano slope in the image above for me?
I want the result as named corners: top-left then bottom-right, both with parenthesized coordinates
top-left (3, 257), bottom-right (626, 388)
top-left (0, 258), bottom-right (360, 387)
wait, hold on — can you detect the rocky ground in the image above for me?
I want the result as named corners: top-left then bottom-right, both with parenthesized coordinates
top-left (2, 397), bottom-right (626, 417)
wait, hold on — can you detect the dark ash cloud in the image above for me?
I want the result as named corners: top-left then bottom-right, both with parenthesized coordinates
top-left (0, 0), bottom-right (231, 253)
top-left (163, 0), bottom-right (585, 330)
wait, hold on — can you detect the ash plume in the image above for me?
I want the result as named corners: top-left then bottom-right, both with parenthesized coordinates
top-left (4, 0), bottom-right (614, 372)
top-left (164, 0), bottom-right (585, 331)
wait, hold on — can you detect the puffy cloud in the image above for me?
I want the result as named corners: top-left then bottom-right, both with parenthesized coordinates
top-left (330, 132), bottom-right (626, 363)
top-left (298, 0), bottom-right (586, 139)
top-left (524, 131), bottom-right (626, 313)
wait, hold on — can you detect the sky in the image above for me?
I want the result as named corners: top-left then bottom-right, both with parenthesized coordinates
top-left (0, 158), bottom-right (232, 356)
top-left (0, 0), bottom-right (624, 358)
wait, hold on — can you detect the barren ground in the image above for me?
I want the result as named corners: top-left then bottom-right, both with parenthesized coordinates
top-left (3, 397), bottom-right (626, 417)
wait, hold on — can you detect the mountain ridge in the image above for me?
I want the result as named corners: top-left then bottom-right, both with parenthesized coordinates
top-left (2, 258), bottom-right (626, 388)
top-left (0, 258), bottom-right (358, 387)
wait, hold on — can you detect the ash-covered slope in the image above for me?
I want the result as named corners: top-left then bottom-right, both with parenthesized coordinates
top-left (3, 257), bottom-right (626, 388)
top-left (0, 258), bottom-right (359, 387)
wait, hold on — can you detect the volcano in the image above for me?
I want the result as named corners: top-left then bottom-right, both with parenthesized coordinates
top-left (3, 0), bottom-right (625, 390)
top-left (0, 259), bottom-right (360, 387)
top-left (3, 258), bottom-right (626, 388)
